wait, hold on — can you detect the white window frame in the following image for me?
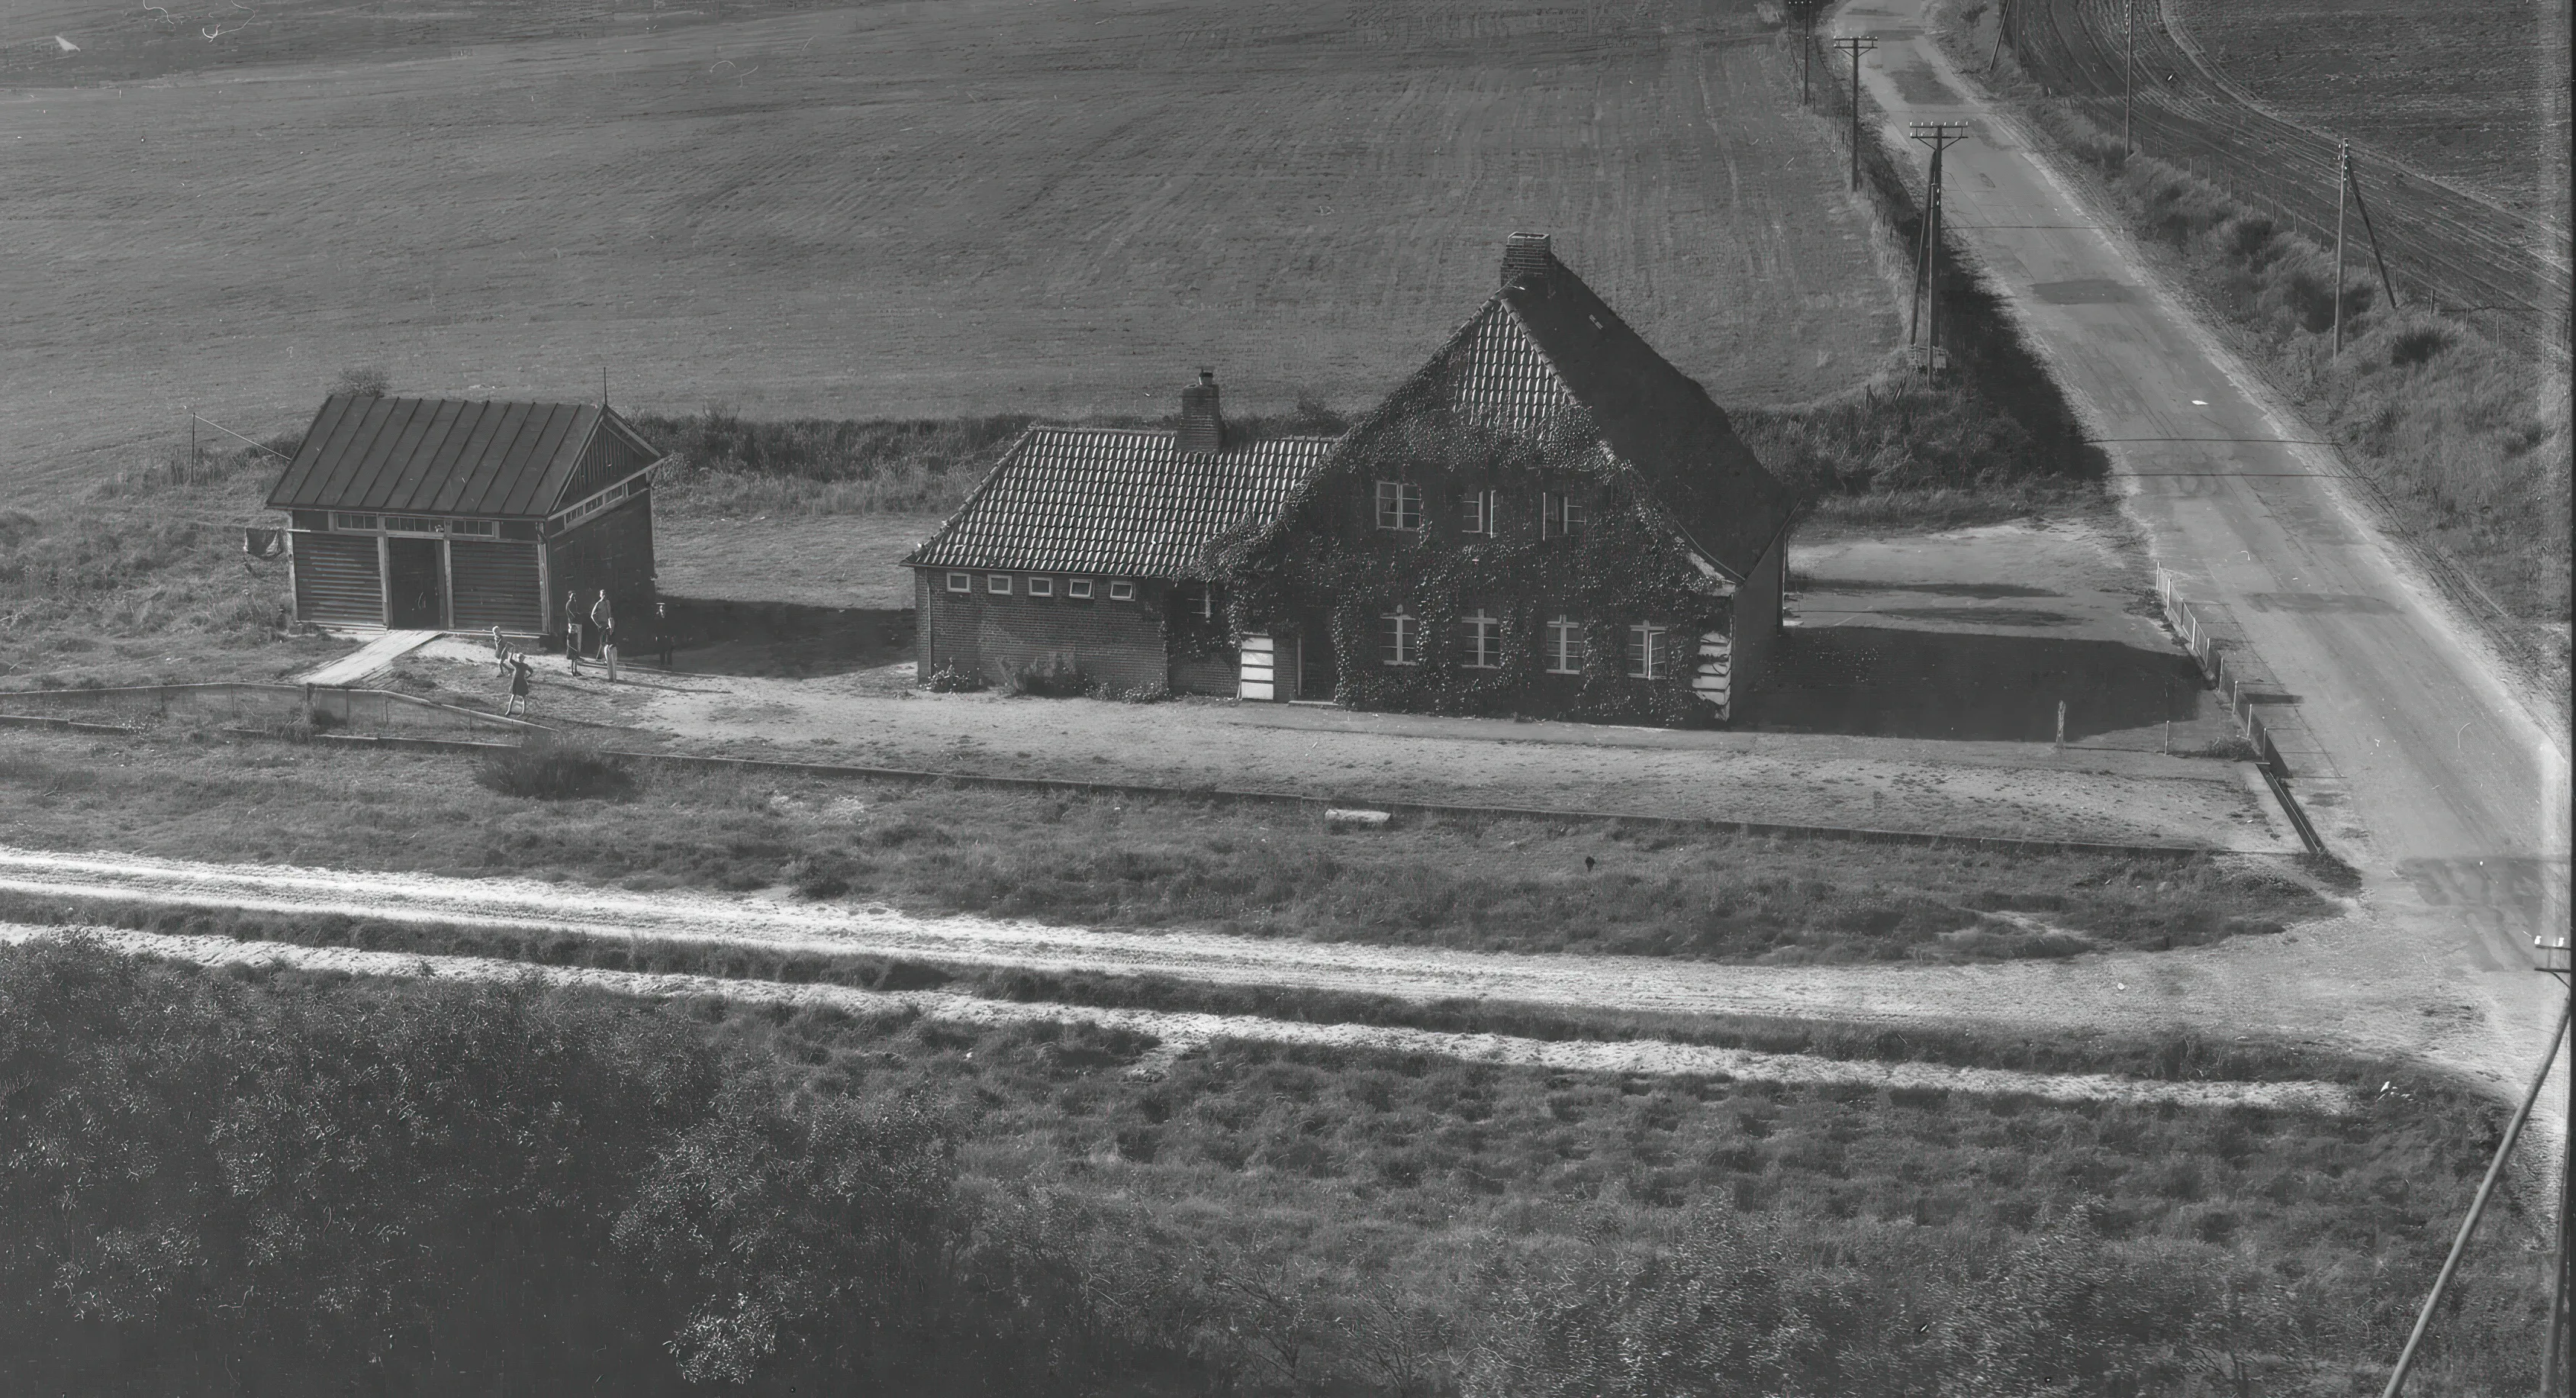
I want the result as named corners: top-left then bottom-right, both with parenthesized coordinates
top-left (384, 516), bottom-right (445, 536)
top-left (1457, 488), bottom-right (1495, 536)
top-left (1192, 584), bottom-right (1215, 619)
top-left (1546, 616), bottom-right (1586, 675)
top-left (1066, 578), bottom-right (1094, 600)
top-left (547, 466), bottom-right (656, 533)
top-left (1108, 579), bottom-right (1135, 601)
top-left (987, 574), bottom-right (1012, 595)
top-left (330, 512), bottom-right (380, 532)
top-left (1027, 576), bottom-right (1054, 598)
top-left (1380, 604), bottom-right (1418, 666)
top-left (445, 519), bottom-right (499, 538)
top-left (1543, 491), bottom-right (1588, 539)
top-left (1627, 621), bottom-right (1667, 679)
top-left (1375, 481), bottom-right (1422, 532)
top-left (946, 572), bottom-right (971, 593)
top-left (1460, 607), bottom-right (1501, 669)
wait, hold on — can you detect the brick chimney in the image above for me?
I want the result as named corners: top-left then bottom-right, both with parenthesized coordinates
top-left (1499, 231), bottom-right (1554, 286)
top-left (1177, 368), bottom-right (1225, 455)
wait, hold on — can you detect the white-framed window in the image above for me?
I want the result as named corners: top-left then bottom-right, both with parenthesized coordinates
top-left (1457, 489), bottom-right (1496, 536)
top-left (1066, 578), bottom-right (1094, 600)
top-left (1543, 491), bottom-right (1588, 539)
top-left (1627, 622), bottom-right (1668, 679)
top-left (1189, 584), bottom-right (1214, 619)
top-left (385, 515), bottom-right (444, 534)
top-left (946, 572), bottom-right (971, 593)
top-left (1027, 576), bottom-right (1054, 597)
top-left (987, 574), bottom-right (1012, 595)
top-left (1460, 607), bottom-right (1501, 668)
top-left (1108, 579), bottom-right (1135, 601)
top-left (330, 512), bottom-right (379, 532)
top-left (1546, 615), bottom-right (1586, 675)
top-left (1375, 481), bottom-right (1422, 531)
top-left (1379, 604), bottom-right (1418, 665)
top-left (446, 519), bottom-right (498, 537)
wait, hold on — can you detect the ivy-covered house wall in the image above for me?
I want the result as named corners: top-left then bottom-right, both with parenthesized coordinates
top-left (1216, 233), bottom-right (1795, 729)
top-left (1221, 380), bottom-right (1741, 727)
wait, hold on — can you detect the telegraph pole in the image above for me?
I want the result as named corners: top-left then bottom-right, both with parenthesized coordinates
top-left (1988, 0), bottom-right (2008, 73)
top-left (1909, 122), bottom-right (1970, 379)
top-left (2333, 139), bottom-right (2351, 355)
top-left (1787, 0), bottom-right (1823, 104)
top-left (2545, 934), bottom-right (2575, 1398)
top-left (1832, 34), bottom-right (1878, 192)
top-left (2343, 146), bottom-right (2401, 314)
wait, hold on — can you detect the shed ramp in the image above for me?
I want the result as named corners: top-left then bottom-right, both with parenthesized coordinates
top-left (297, 630), bottom-right (442, 688)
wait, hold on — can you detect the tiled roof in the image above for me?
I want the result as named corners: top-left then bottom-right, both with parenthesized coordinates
top-left (1488, 262), bottom-right (1792, 578)
top-left (266, 395), bottom-right (660, 518)
top-left (906, 427), bottom-right (1337, 578)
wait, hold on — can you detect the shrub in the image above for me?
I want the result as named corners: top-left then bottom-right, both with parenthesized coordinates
top-left (1006, 656), bottom-right (1093, 698)
top-left (476, 737), bottom-right (639, 801)
top-left (330, 365), bottom-right (391, 398)
top-left (923, 660), bottom-right (986, 693)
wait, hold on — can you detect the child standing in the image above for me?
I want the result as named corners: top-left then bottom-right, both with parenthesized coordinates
top-left (504, 653), bottom-right (534, 717)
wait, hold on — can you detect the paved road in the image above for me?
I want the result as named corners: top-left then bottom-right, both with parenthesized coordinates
top-left (1837, 0), bottom-right (2569, 1097)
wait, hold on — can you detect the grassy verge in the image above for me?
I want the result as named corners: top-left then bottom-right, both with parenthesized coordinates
top-left (1932, 0), bottom-right (2570, 639)
top-left (4, 935), bottom-right (2545, 1396)
top-left (0, 887), bottom-right (2381, 1084)
top-left (0, 438), bottom-right (340, 688)
top-left (0, 729), bottom-right (2339, 964)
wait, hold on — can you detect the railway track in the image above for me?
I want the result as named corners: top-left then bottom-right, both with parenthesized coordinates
top-left (2008, 0), bottom-right (2571, 355)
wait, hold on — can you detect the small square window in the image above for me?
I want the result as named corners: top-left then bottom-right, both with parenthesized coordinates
top-left (1375, 481), bottom-right (1422, 531)
top-left (987, 574), bottom-right (1012, 595)
top-left (1066, 578), bottom-right (1093, 600)
top-left (1108, 580), bottom-right (1135, 601)
top-left (1027, 576), bottom-right (1054, 597)
top-left (946, 572), bottom-right (971, 593)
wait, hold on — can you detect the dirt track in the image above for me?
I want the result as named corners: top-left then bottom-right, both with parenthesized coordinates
top-left (1, 922), bottom-right (2355, 1110)
top-left (0, 842), bottom-right (2517, 1097)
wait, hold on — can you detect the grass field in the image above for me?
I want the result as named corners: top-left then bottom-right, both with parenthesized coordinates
top-left (0, 0), bottom-right (1898, 507)
top-left (2170, 0), bottom-right (2571, 217)
top-left (0, 727), bottom-right (2336, 962)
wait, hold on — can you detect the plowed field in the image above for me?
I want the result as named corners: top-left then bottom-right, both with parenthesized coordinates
top-left (2000, 0), bottom-right (2569, 350)
top-left (0, 0), bottom-right (1897, 504)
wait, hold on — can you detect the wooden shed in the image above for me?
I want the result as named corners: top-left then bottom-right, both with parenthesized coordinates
top-left (265, 395), bottom-right (665, 636)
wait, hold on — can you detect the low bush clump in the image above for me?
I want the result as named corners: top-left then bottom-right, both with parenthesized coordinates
top-left (475, 738), bottom-right (638, 801)
top-left (924, 660), bottom-right (987, 693)
top-left (1006, 655), bottom-right (1093, 698)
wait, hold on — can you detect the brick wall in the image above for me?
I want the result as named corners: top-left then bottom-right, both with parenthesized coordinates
top-left (913, 568), bottom-right (1172, 693)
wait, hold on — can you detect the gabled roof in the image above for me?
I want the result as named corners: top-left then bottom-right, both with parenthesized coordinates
top-left (906, 427), bottom-right (1337, 578)
top-left (1478, 258), bottom-right (1792, 578)
top-left (265, 395), bottom-right (660, 519)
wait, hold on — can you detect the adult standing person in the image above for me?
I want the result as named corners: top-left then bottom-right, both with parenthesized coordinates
top-left (591, 589), bottom-right (617, 683)
top-left (655, 600), bottom-right (675, 671)
top-left (564, 591), bottom-right (584, 672)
